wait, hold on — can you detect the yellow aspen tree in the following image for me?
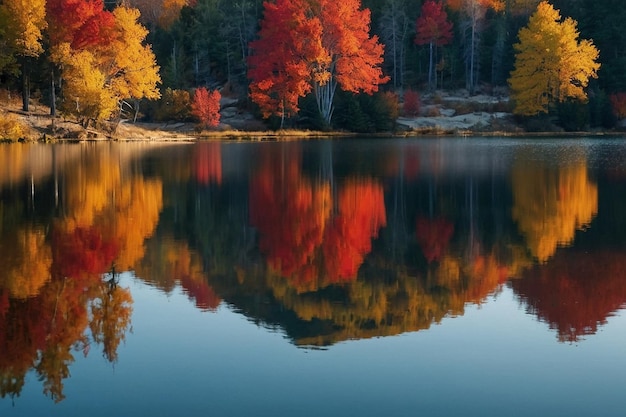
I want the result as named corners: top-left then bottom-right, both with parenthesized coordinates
top-left (0, 0), bottom-right (47, 111)
top-left (107, 6), bottom-right (161, 120)
top-left (508, 1), bottom-right (600, 116)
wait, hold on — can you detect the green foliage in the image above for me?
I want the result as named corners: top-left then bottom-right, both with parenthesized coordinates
top-left (556, 100), bottom-right (589, 132)
top-left (588, 87), bottom-right (615, 129)
top-left (333, 90), bottom-right (398, 133)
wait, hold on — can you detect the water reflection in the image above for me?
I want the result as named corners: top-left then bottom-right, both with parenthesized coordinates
top-left (511, 150), bottom-right (598, 262)
top-left (1, 138), bottom-right (623, 404)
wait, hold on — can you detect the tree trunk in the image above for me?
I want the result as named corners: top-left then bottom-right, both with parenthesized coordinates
top-left (50, 70), bottom-right (56, 117)
top-left (314, 76), bottom-right (337, 126)
top-left (22, 60), bottom-right (30, 112)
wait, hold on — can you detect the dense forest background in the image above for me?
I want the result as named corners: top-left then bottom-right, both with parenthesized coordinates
top-left (0, 0), bottom-right (625, 130)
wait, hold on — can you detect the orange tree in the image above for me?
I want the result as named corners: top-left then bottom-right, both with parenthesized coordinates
top-left (248, 0), bottom-right (388, 127)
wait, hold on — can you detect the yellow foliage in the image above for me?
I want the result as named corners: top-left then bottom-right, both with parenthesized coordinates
top-left (56, 7), bottom-right (160, 123)
top-left (112, 177), bottom-right (164, 270)
top-left (108, 6), bottom-right (161, 101)
top-left (0, 0), bottom-right (47, 57)
top-left (60, 48), bottom-right (118, 122)
top-left (59, 149), bottom-right (163, 271)
top-left (511, 154), bottom-right (598, 262)
top-left (508, 1), bottom-right (600, 116)
top-left (0, 111), bottom-right (29, 141)
top-left (0, 226), bottom-right (52, 299)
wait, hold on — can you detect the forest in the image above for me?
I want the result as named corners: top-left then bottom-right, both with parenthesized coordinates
top-left (0, 0), bottom-right (625, 133)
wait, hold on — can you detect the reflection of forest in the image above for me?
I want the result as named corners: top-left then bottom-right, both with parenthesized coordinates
top-left (0, 141), bottom-right (622, 401)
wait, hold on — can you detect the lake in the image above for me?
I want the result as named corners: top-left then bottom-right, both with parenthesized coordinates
top-left (1, 137), bottom-right (626, 416)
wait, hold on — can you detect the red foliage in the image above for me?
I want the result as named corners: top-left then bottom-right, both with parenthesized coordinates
top-left (609, 92), bottom-right (626, 119)
top-left (403, 89), bottom-right (421, 117)
top-left (511, 251), bottom-right (626, 342)
top-left (248, 0), bottom-right (318, 119)
top-left (415, 0), bottom-right (453, 47)
top-left (180, 276), bottom-right (221, 311)
top-left (52, 226), bottom-right (119, 280)
top-left (249, 149), bottom-right (387, 291)
top-left (249, 148), bottom-right (327, 284)
top-left (416, 216), bottom-right (454, 262)
top-left (46, 0), bottom-right (115, 48)
top-left (191, 87), bottom-right (221, 128)
top-left (322, 179), bottom-right (387, 282)
top-left (71, 11), bottom-right (116, 50)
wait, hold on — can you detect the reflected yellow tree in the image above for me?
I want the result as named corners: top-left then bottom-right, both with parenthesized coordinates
top-left (0, 226), bottom-right (51, 299)
top-left (511, 155), bottom-right (597, 262)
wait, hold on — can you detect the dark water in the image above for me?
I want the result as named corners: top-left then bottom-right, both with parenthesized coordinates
top-left (1, 138), bottom-right (626, 416)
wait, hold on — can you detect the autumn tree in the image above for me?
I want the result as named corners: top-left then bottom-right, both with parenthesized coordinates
top-left (248, 0), bottom-right (388, 126)
top-left (49, 3), bottom-right (160, 126)
top-left (415, 0), bottom-right (453, 91)
top-left (508, 1), bottom-right (600, 116)
top-left (0, 0), bottom-right (47, 111)
top-left (248, 0), bottom-right (322, 126)
top-left (191, 87), bottom-right (221, 129)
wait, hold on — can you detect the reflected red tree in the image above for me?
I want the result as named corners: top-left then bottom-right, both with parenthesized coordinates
top-left (194, 142), bottom-right (222, 185)
top-left (416, 216), bottom-right (454, 262)
top-left (249, 148), bottom-right (331, 291)
top-left (323, 179), bottom-right (387, 282)
top-left (250, 149), bottom-right (386, 291)
top-left (511, 251), bottom-right (626, 342)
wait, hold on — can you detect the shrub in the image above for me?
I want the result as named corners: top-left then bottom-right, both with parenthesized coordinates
top-left (609, 92), bottom-right (626, 119)
top-left (0, 112), bottom-right (29, 141)
top-left (154, 88), bottom-right (191, 121)
top-left (403, 89), bottom-right (420, 116)
top-left (191, 87), bottom-right (221, 129)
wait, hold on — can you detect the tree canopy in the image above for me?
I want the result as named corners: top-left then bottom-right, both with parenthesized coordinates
top-left (508, 1), bottom-right (600, 116)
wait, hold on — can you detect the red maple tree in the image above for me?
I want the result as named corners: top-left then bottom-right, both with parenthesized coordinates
top-left (190, 87), bottom-right (221, 129)
top-left (415, 0), bottom-right (453, 90)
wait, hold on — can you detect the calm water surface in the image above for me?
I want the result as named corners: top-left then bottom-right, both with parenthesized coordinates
top-left (1, 138), bottom-right (626, 416)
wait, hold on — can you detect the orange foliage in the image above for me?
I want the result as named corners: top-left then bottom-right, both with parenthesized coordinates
top-left (248, 0), bottom-right (388, 121)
